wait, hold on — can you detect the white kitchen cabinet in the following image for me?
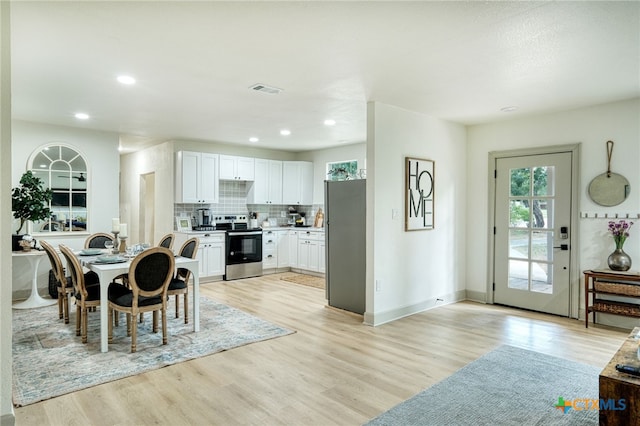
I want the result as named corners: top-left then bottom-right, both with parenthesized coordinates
top-left (288, 230), bottom-right (299, 268)
top-left (262, 229), bottom-right (290, 273)
top-left (248, 159), bottom-right (282, 204)
top-left (175, 151), bottom-right (219, 203)
top-left (282, 161), bottom-right (313, 205)
top-left (297, 230), bottom-right (324, 273)
top-left (219, 155), bottom-right (255, 181)
top-left (175, 232), bottom-right (225, 279)
top-left (197, 233), bottom-right (225, 278)
top-left (262, 229), bottom-right (278, 270)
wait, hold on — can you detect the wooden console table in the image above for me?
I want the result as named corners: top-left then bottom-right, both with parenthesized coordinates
top-left (600, 327), bottom-right (640, 425)
top-left (584, 269), bottom-right (640, 328)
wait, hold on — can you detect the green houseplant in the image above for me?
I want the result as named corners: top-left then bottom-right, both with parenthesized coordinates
top-left (11, 170), bottom-right (53, 250)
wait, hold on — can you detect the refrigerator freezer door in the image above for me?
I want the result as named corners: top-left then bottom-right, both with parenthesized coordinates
top-left (325, 180), bottom-right (366, 314)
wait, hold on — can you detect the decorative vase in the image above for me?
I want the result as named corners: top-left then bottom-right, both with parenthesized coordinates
top-left (12, 234), bottom-right (24, 252)
top-left (608, 248), bottom-right (632, 271)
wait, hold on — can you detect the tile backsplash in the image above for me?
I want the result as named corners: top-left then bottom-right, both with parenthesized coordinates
top-left (174, 180), bottom-right (323, 228)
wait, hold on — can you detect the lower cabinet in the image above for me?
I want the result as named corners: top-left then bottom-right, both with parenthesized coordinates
top-left (261, 228), bottom-right (324, 275)
top-left (198, 235), bottom-right (225, 278)
top-left (176, 232), bottom-right (225, 279)
top-left (297, 230), bottom-right (325, 273)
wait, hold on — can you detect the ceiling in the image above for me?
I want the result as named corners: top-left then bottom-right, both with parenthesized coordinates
top-left (9, 1), bottom-right (640, 153)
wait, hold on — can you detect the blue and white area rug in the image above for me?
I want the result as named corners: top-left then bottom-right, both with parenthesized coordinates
top-left (13, 297), bottom-right (294, 406)
top-left (366, 345), bottom-right (601, 426)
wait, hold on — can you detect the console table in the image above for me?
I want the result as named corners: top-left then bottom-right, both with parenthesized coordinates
top-left (600, 327), bottom-right (640, 425)
top-left (584, 269), bottom-right (640, 328)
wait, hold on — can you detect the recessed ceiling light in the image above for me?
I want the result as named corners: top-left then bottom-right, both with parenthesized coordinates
top-left (280, 129), bottom-right (291, 136)
top-left (74, 112), bottom-right (90, 120)
top-left (249, 137), bottom-right (259, 143)
top-left (117, 75), bottom-right (136, 85)
top-left (324, 119), bottom-right (336, 126)
top-left (500, 106), bottom-right (518, 112)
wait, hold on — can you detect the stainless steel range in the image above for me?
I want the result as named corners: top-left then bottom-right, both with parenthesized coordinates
top-left (214, 214), bottom-right (263, 280)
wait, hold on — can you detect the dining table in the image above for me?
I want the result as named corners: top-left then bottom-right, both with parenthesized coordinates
top-left (79, 250), bottom-right (200, 353)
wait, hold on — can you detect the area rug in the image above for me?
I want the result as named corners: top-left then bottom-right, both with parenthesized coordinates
top-left (12, 297), bottom-right (294, 407)
top-left (280, 272), bottom-right (325, 289)
top-left (365, 345), bottom-right (600, 426)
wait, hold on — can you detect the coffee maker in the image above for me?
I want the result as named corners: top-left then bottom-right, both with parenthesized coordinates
top-left (197, 208), bottom-right (212, 227)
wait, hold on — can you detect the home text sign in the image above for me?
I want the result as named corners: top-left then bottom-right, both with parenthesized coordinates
top-left (405, 157), bottom-right (434, 231)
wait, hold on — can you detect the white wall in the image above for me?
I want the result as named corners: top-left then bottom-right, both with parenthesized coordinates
top-left (10, 120), bottom-right (120, 297)
top-left (365, 102), bottom-right (467, 325)
top-left (297, 142), bottom-right (366, 205)
top-left (466, 98), bottom-right (640, 326)
top-left (0, 2), bottom-right (14, 423)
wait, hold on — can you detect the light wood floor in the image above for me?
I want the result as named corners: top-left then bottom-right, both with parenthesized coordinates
top-left (15, 273), bottom-right (629, 425)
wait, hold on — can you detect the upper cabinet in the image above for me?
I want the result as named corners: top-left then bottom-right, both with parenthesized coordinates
top-left (219, 155), bottom-right (255, 181)
top-left (282, 161), bottom-right (313, 205)
top-left (175, 151), bottom-right (219, 203)
top-left (248, 159), bottom-right (283, 204)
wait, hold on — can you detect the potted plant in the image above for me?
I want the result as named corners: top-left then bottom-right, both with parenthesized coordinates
top-left (11, 170), bottom-right (53, 251)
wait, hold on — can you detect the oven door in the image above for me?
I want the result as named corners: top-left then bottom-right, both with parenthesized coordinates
top-left (226, 231), bottom-right (263, 264)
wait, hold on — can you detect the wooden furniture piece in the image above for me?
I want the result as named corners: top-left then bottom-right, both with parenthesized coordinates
top-left (82, 251), bottom-right (200, 352)
top-left (167, 237), bottom-right (199, 324)
top-left (60, 245), bottom-right (101, 343)
top-left (84, 232), bottom-right (115, 249)
top-left (108, 247), bottom-right (175, 353)
top-left (41, 240), bottom-right (74, 323)
top-left (584, 269), bottom-right (640, 328)
top-left (600, 327), bottom-right (640, 425)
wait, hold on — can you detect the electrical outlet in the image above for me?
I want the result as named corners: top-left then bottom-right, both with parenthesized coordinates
top-left (376, 279), bottom-right (381, 291)
top-left (281, 211), bottom-right (286, 218)
top-left (392, 209), bottom-right (398, 220)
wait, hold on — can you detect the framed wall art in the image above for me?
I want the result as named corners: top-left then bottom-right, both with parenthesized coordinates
top-left (326, 160), bottom-right (358, 181)
top-left (405, 157), bottom-right (434, 231)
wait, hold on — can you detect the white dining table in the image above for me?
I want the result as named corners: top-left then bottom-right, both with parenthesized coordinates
top-left (81, 253), bottom-right (200, 353)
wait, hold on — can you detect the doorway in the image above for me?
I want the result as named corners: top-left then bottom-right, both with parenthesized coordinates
top-left (140, 172), bottom-right (156, 245)
top-left (489, 145), bottom-right (580, 317)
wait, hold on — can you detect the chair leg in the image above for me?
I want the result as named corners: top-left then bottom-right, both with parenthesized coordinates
top-left (131, 313), bottom-right (137, 353)
top-left (81, 306), bottom-right (88, 344)
top-left (57, 291), bottom-right (63, 319)
top-left (162, 308), bottom-right (168, 345)
top-left (126, 313), bottom-right (132, 336)
top-left (184, 293), bottom-right (188, 324)
top-left (152, 311), bottom-right (158, 333)
top-left (108, 308), bottom-right (114, 343)
top-left (64, 292), bottom-right (70, 324)
top-left (75, 304), bottom-right (81, 336)
top-left (174, 295), bottom-right (179, 318)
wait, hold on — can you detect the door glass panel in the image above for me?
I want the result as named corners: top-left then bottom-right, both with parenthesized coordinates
top-left (510, 200), bottom-right (530, 227)
top-left (531, 199), bottom-right (549, 229)
top-left (508, 259), bottom-right (529, 290)
top-left (510, 168), bottom-right (530, 196)
top-left (531, 230), bottom-right (553, 261)
top-left (533, 166), bottom-right (550, 196)
top-left (509, 229), bottom-right (529, 259)
top-left (531, 261), bottom-right (552, 294)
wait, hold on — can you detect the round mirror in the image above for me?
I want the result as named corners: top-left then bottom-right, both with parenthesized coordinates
top-left (588, 172), bottom-right (630, 207)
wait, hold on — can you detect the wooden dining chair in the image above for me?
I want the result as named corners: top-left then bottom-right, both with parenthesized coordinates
top-left (41, 240), bottom-right (74, 323)
top-left (158, 233), bottom-right (175, 250)
top-left (59, 245), bottom-right (102, 343)
top-left (85, 232), bottom-right (115, 249)
top-left (108, 247), bottom-right (175, 353)
top-left (167, 237), bottom-right (199, 323)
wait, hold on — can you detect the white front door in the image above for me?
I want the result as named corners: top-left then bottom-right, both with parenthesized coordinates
top-left (494, 152), bottom-right (572, 316)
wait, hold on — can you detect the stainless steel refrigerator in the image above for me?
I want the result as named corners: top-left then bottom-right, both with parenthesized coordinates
top-left (324, 179), bottom-right (366, 314)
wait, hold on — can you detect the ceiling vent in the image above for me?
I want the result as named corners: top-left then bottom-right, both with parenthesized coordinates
top-left (249, 83), bottom-right (283, 94)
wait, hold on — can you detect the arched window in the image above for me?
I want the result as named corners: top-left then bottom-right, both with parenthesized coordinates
top-left (29, 144), bottom-right (88, 233)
